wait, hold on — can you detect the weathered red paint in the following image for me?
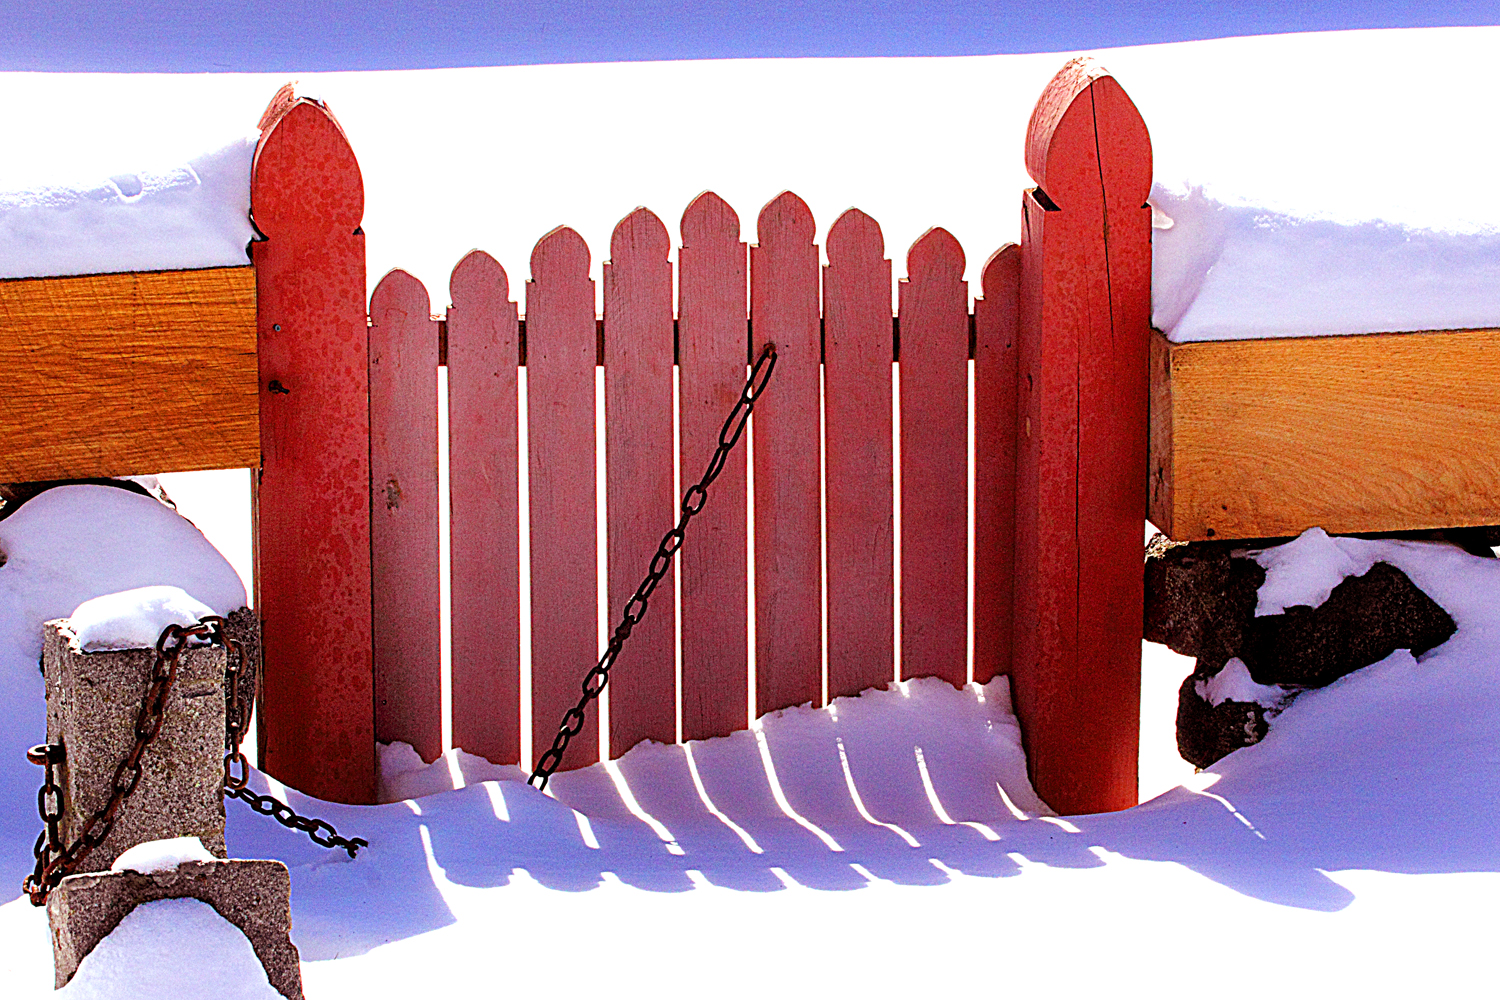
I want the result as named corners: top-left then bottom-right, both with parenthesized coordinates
top-left (1014, 59), bottom-right (1152, 815)
top-left (751, 192), bottom-right (823, 714)
top-left (448, 251), bottom-right (522, 765)
top-left (604, 208), bottom-right (677, 753)
top-left (899, 228), bottom-right (969, 689)
top-left (251, 97), bottom-right (374, 804)
top-left (527, 227), bottom-right (600, 768)
top-left (973, 245), bottom-right (1020, 687)
top-left (678, 192), bottom-right (750, 741)
top-left (369, 269), bottom-right (442, 763)
top-left (823, 209), bottom-right (894, 700)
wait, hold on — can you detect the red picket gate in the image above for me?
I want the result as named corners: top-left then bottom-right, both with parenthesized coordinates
top-left (249, 59), bottom-right (1151, 816)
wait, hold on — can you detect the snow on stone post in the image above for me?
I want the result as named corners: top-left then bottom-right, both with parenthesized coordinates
top-left (250, 89), bottom-right (376, 804)
top-left (1013, 60), bottom-right (1153, 815)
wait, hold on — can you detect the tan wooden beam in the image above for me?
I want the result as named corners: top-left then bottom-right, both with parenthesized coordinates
top-left (0, 266), bottom-right (258, 483)
top-left (1149, 326), bottom-right (1500, 541)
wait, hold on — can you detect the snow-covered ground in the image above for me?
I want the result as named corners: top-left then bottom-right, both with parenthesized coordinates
top-left (5, 25), bottom-right (1500, 997)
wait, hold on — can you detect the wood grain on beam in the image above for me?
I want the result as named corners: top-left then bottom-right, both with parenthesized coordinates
top-left (0, 266), bottom-right (257, 482)
top-left (1149, 326), bottom-right (1500, 541)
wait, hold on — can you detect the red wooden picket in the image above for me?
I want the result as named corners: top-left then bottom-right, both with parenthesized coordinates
top-left (604, 208), bottom-right (677, 753)
top-left (823, 209), bottom-right (894, 699)
top-left (751, 192), bottom-right (824, 714)
top-left (369, 270), bottom-right (442, 763)
top-left (1015, 59), bottom-right (1152, 814)
top-left (973, 245), bottom-right (1020, 686)
top-left (898, 228), bottom-right (969, 688)
top-left (448, 251), bottom-right (522, 765)
top-left (678, 193), bottom-right (750, 741)
top-left (526, 227), bottom-right (600, 768)
top-left (250, 97), bottom-right (375, 804)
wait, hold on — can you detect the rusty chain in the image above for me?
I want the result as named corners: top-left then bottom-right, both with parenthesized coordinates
top-left (530, 342), bottom-right (778, 791)
top-left (24, 620), bottom-right (202, 905)
top-left (25, 616), bottom-right (364, 906)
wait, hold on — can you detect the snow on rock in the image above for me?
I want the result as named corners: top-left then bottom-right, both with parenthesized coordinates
top-left (1248, 527), bottom-right (1383, 616)
top-left (1150, 184), bottom-right (1500, 342)
top-left (110, 836), bottom-right (217, 875)
top-left (55, 897), bottom-right (280, 1000)
top-left (70, 586), bottom-right (216, 653)
top-left (0, 486), bottom-right (245, 878)
top-left (0, 137), bottom-right (256, 280)
top-left (1196, 657), bottom-right (1290, 710)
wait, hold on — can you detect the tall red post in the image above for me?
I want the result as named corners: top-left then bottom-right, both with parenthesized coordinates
top-left (1013, 60), bottom-right (1152, 815)
top-left (251, 94), bottom-right (375, 804)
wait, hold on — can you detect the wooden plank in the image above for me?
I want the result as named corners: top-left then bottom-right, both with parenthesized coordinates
top-left (1152, 325), bottom-right (1500, 541)
top-left (822, 208), bottom-right (894, 699)
top-left (527, 226), bottom-right (600, 769)
top-left (973, 245), bottom-right (1020, 686)
top-left (448, 250), bottom-right (522, 765)
top-left (251, 97), bottom-right (375, 804)
top-left (751, 191), bottom-right (823, 714)
top-left (369, 269), bottom-right (441, 763)
top-left (603, 208), bottom-right (677, 754)
top-left (898, 228), bottom-right (969, 688)
top-left (0, 266), bottom-right (257, 482)
top-left (1014, 59), bottom-right (1150, 815)
top-left (678, 192), bottom-right (750, 741)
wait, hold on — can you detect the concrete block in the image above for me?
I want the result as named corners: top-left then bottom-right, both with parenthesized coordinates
top-left (43, 621), bottom-right (228, 872)
top-left (48, 859), bottom-right (303, 999)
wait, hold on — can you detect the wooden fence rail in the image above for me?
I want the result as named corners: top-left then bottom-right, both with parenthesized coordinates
top-left (249, 58), bottom-right (1151, 814)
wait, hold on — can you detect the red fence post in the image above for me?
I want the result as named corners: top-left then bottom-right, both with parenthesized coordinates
top-left (1013, 59), bottom-right (1153, 815)
top-left (251, 95), bottom-right (375, 804)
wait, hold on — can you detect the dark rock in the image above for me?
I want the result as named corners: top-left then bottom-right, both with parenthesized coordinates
top-left (1245, 561), bottom-right (1455, 688)
top-left (1175, 675), bottom-right (1273, 770)
top-left (1148, 535), bottom-right (1458, 768)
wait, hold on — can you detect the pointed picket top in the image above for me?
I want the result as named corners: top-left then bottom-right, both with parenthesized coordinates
top-left (682, 191), bottom-right (741, 247)
top-left (531, 225), bottom-right (591, 283)
top-left (450, 249), bottom-right (511, 304)
top-left (610, 206), bottom-right (671, 262)
top-left (981, 243), bottom-right (1021, 300)
top-left (371, 267), bottom-right (431, 318)
top-left (1024, 57), bottom-right (1151, 207)
top-left (826, 208), bottom-right (885, 266)
top-left (756, 190), bottom-right (815, 248)
top-left (251, 96), bottom-right (364, 238)
top-left (906, 226), bottom-right (965, 283)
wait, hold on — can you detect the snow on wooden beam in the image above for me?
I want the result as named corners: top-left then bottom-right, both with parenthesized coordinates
top-left (1150, 326), bottom-right (1500, 542)
top-left (0, 265), bottom-right (257, 483)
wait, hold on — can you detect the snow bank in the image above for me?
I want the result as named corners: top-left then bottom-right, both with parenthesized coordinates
top-left (56, 897), bottom-right (280, 1000)
top-left (111, 836), bottom-right (216, 875)
top-left (69, 586), bottom-right (216, 653)
top-left (1151, 184), bottom-right (1500, 342)
top-left (0, 137), bottom-right (256, 280)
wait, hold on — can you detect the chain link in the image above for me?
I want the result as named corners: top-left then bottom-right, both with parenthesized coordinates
top-left (530, 342), bottom-right (778, 791)
top-left (24, 616), bottom-right (366, 905)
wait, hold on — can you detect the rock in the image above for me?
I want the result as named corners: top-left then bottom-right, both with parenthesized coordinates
top-left (48, 859), bottom-right (303, 999)
top-left (1147, 535), bottom-right (1457, 768)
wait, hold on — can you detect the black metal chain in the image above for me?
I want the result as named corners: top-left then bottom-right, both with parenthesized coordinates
top-left (530, 342), bottom-right (779, 791)
top-left (24, 617), bottom-right (365, 905)
top-left (204, 615), bottom-right (367, 860)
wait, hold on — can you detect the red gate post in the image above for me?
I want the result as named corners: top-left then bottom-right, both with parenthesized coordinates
top-left (1013, 59), bottom-right (1153, 814)
top-left (251, 93), bottom-right (375, 804)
